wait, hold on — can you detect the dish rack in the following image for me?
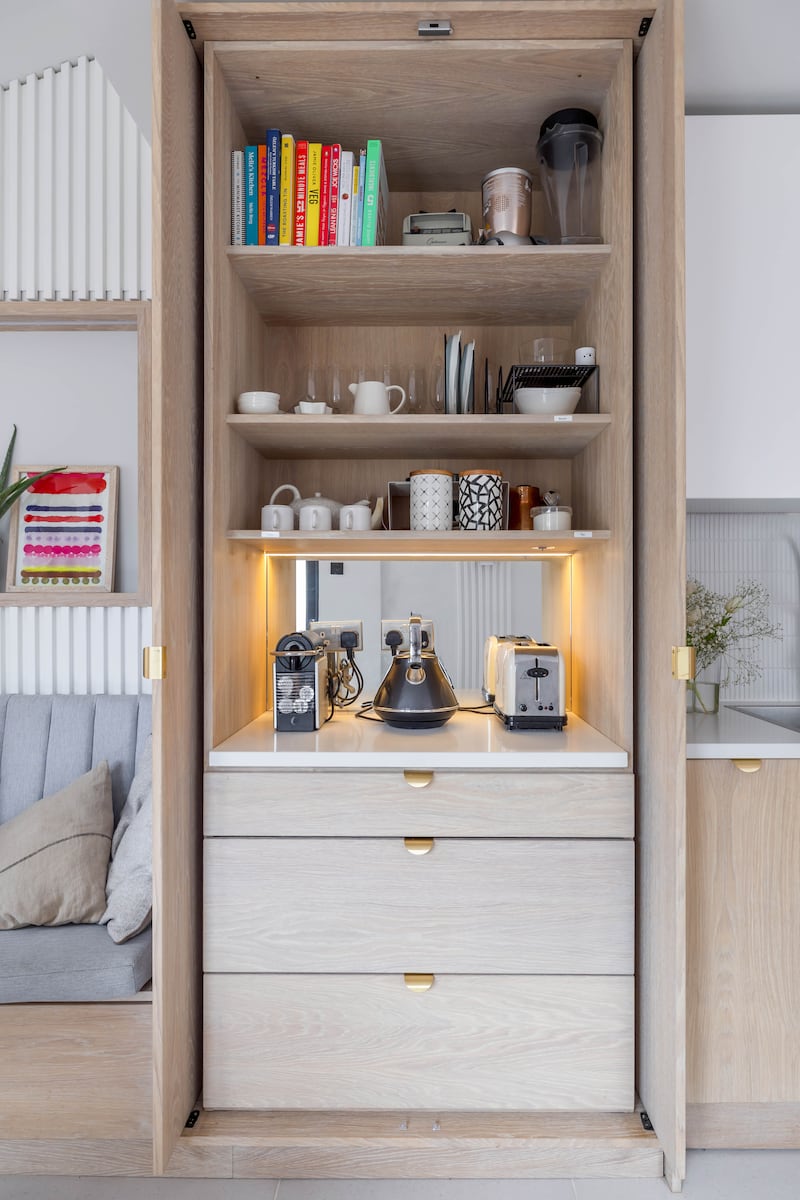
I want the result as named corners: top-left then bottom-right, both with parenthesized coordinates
top-left (497, 363), bottom-right (599, 413)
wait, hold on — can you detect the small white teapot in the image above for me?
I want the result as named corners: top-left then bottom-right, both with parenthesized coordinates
top-left (348, 380), bottom-right (407, 416)
top-left (269, 485), bottom-right (342, 517)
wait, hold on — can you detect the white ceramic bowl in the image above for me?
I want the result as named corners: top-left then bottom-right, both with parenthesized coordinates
top-left (295, 401), bottom-right (333, 415)
top-left (513, 386), bottom-right (581, 416)
top-left (237, 390), bottom-right (281, 414)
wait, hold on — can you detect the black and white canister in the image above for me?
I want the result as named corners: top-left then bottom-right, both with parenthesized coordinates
top-left (458, 469), bottom-right (504, 531)
top-left (409, 469), bottom-right (454, 531)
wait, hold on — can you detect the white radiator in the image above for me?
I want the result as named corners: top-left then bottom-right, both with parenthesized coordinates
top-left (0, 57), bottom-right (151, 301)
top-left (457, 563), bottom-right (513, 689)
top-left (0, 606), bottom-right (153, 695)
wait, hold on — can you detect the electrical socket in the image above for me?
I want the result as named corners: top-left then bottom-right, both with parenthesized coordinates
top-left (309, 619), bottom-right (363, 652)
top-left (381, 618), bottom-right (435, 654)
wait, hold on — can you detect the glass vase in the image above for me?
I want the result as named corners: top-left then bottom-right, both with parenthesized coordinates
top-left (686, 659), bottom-right (722, 715)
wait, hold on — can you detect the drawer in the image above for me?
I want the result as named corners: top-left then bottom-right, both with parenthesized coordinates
top-left (203, 973), bottom-right (634, 1111)
top-left (204, 837), bottom-right (634, 973)
top-left (204, 770), bottom-right (634, 838)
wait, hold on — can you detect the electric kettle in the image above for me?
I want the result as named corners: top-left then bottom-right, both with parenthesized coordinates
top-left (372, 615), bottom-right (459, 729)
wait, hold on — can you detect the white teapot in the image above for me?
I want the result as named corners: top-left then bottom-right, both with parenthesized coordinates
top-left (269, 485), bottom-right (342, 517)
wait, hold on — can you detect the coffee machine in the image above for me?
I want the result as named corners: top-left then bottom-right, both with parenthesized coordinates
top-left (272, 631), bottom-right (330, 731)
top-left (490, 638), bottom-right (567, 730)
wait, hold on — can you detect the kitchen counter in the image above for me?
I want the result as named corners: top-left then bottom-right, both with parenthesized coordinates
top-left (687, 703), bottom-right (800, 759)
top-left (208, 696), bottom-right (628, 769)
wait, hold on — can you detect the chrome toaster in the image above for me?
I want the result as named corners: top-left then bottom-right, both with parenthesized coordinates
top-left (492, 640), bottom-right (567, 731)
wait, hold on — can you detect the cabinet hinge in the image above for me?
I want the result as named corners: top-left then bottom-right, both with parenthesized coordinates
top-left (418, 19), bottom-right (452, 37)
top-left (640, 1110), bottom-right (654, 1131)
top-left (671, 645), bottom-right (696, 681)
top-left (182, 19), bottom-right (197, 40)
top-left (185, 1109), bottom-right (200, 1129)
top-left (143, 646), bottom-right (167, 681)
top-left (638, 16), bottom-right (653, 37)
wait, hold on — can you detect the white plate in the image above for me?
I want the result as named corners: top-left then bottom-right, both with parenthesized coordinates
top-left (445, 332), bottom-right (461, 415)
top-left (459, 339), bottom-right (475, 414)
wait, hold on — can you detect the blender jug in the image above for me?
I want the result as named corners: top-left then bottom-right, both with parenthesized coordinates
top-left (536, 108), bottom-right (603, 244)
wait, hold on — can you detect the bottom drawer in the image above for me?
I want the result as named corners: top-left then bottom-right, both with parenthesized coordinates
top-left (204, 974), bottom-right (633, 1112)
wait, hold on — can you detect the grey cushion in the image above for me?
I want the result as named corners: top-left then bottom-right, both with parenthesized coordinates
top-left (102, 737), bottom-right (153, 943)
top-left (0, 924), bottom-right (152, 1002)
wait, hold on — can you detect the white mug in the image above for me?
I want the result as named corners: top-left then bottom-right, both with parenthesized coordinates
top-left (261, 504), bottom-right (294, 531)
top-left (410, 470), bottom-right (453, 531)
top-left (299, 505), bottom-right (332, 531)
top-left (339, 503), bottom-right (372, 531)
top-left (348, 380), bottom-right (407, 416)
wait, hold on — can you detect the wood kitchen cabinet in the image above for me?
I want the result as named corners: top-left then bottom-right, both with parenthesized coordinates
top-left (687, 758), bottom-right (800, 1148)
top-left (686, 115), bottom-right (800, 504)
top-left (152, 0), bottom-right (686, 1188)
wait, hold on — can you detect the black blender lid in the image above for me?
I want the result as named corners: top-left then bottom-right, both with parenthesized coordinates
top-left (539, 108), bottom-right (599, 137)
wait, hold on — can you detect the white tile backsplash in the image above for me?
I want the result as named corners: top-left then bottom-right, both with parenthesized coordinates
top-left (687, 512), bottom-right (800, 701)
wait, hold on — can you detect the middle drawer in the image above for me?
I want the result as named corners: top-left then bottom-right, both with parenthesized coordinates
top-left (204, 837), bottom-right (634, 974)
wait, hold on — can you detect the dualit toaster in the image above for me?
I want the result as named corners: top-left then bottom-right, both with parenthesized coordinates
top-left (493, 641), bottom-right (567, 730)
top-left (482, 634), bottom-right (535, 702)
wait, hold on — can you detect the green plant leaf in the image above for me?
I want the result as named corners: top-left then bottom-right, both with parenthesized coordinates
top-left (0, 425), bottom-right (17, 494)
top-left (0, 467), bottom-right (67, 520)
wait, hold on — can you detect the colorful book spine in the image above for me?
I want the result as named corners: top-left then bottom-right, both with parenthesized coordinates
top-left (328, 143), bottom-right (341, 246)
top-left (305, 142), bottom-right (322, 246)
top-left (257, 143), bottom-right (267, 244)
top-left (355, 148), bottom-right (366, 245)
top-left (231, 150), bottom-right (244, 245)
top-left (294, 140), bottom-right (309, 246)
top-left (374, 151), bottom-right (390, 247)
top-left (337, 150), bottom-right (354, 247)
top-left (265, 128), bottom-right (281, 245)
top-left (349, 161), bottom-right (360, 246)
top-left (244, 145), bottom-right (258, 245)
top-left (319, 144), bottom-right (332, 246)
top-left (361, 139), bottom-right (387, 247)
top-left (279, 134), bottom-right (296, 245)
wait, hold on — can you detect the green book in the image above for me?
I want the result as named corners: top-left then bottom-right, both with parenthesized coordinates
top-left (360, 139), bottom-right (389, 247)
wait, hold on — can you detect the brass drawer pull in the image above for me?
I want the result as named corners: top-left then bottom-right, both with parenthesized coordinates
top-left (404, 770), bottom-right (433, 789)
top-left (404, 837), bottom-right (434, 855)
top-left (732, 758), bottom-right (762, 773)
top-left (404, 973), bottom-right (434, 992)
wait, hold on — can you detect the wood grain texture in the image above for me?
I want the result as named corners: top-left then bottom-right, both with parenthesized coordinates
top-left (204, 837), bottom-right (634, 973)
top-left (229, 245), bottom-right (611, 326)
top-left (204, 974), bottom-right (634, 1111)
top-left (136, 301), bottom-right (153, 602)
top-left (687, 1102), bottom-right (800, 1150)
top-left (151, 0), bottom-right (204, 1173)
top-left (687, 760), bottom-right (800, 1108)
top-left (0, 1140), bottom-right (154, 1176)
top-left (230, 529), bottom-right (609, 557)
top-left (633, 0), bottom-right (686, 1187)
top-left (0, 299), bottom-right (145, 329)
top-left (204, 768), bottom-right (635, 837)
top-left (228, 414), bottom-right (612, 460)
top-left (0, 1005), bottom-right (152, 1139)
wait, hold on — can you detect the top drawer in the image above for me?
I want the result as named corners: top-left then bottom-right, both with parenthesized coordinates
top-left (205, 770), bottom-right (633, 838)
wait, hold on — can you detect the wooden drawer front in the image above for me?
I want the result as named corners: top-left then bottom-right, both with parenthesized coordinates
top-left (204, 770), bottom-right (634, 838)
top-left (204, 973), bottom-right (634, 1111)
top-left (204, 837), bottom-right (633, 974)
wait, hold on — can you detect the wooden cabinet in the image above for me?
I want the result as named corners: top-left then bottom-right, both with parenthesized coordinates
top-left (160, 0), bottom-right (686, 1187)
top-left (687, 758), bottom-right (800, 1148)
top-left (686, 115), bottom-right (800, 503)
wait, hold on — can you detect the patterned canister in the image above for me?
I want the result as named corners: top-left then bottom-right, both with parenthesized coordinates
top-left (458, 469), bottom-right (504, 531)
top-left (481, 167), bottom-right (533, 239)
top-left (409, 469), bottom-right (454, 531)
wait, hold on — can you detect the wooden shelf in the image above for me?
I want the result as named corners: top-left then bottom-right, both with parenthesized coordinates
top-left (227, 245), bottom-right (611, 326)
top-left (0, 591), bottom-right (149, 608)
top-left (227, 413), bottom-right (611, 460)
top-left (0, 299), bottom-right (148, 331)
top-left (228, 529), bottom-right (609, 559)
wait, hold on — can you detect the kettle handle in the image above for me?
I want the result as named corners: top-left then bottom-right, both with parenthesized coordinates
top-left (270, 484), bottom-right (301, 505)
top-left (408, 616), bottom-right (423, 667)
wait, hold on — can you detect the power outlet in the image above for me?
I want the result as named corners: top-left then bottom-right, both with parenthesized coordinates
top-left (309, 619), bottom-right (364, 652)
top-left (381, 618), bottom-right (435, 654)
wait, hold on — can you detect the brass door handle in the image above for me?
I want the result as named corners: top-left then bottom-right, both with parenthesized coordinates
top-left (732, 758), bottom-right (762, 773)
top-left (404, 973), bottom-right (434, 992)
top-left (403, 770), bottom-right (433, 789)
top-left (404, 837), bottom-right (434, 855)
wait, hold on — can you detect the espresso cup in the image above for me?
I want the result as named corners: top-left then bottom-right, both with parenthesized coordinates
top-left (261, 504), bottom-right (294, 531)
top-left (299, 505), bottom-right (332, 532)
top-left (348, 380), bottom-right (407, 416)
top-left (339, 503), bottom-right (372, 531)
top-left (410, 470), bottom-right (453, 531)
top-left (458, 469), bottom-right (504, 531)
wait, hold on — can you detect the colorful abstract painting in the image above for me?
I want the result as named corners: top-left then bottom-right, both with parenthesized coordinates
top-left (6, 466), bottom-right (119, 592)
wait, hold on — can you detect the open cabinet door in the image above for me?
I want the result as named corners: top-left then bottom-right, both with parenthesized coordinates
top-left (634, 0), bottom-right (686, 1191)
top-left (150, 0), bottom-right (203, 1174)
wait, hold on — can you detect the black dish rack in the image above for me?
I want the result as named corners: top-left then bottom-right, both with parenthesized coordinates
top-left (495, 363), bottom-right (599, 414)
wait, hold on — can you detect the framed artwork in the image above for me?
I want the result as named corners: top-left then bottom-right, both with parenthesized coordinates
top-left (5, 466), bottom-right (119, 593)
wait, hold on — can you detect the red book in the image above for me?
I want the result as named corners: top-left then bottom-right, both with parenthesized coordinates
top-left (257, 144), bottom-right (267, 245)
top-left (328, 143), bottom-right (341, 246)
top-left (294, 140), bottom-right (309, 246)
top-left (319, 145), bottom-right (332, 246)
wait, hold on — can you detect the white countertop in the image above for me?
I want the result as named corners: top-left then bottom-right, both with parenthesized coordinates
top-left (687, 704), bottom-right (800, 759)
top-left (209, 697), bottom-right (628, 769)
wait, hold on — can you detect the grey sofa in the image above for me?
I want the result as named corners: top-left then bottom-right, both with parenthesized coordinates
top-left (0, 693), bottom-right (152, 1002)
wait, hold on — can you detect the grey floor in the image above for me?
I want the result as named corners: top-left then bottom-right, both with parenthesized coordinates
top-left (1, 1154), bottom-right (799, 1200)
